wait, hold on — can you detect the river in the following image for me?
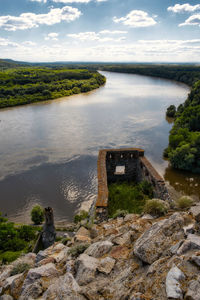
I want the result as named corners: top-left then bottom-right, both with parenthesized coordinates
top-left (0, 71), bottom-right (199, 223)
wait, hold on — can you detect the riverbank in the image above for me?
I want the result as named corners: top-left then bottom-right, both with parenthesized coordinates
top-left (0, 68), bottom-right (106, 109)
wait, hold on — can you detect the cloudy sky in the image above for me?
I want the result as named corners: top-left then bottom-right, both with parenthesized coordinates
top-left (0, 0), bottom-right (200, 62)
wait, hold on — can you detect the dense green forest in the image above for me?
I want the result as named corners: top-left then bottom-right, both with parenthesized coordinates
top-left (164, 81), bottom-right (200, 173)
top-left (0, 67), bottom-right (106, 108)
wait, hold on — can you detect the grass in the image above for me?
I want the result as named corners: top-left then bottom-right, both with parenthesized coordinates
top-left (108, 181), bottom-right (153, 218)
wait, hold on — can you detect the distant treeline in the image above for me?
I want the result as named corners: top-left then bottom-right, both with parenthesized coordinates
top-left (100, 64), bottom-right (200, 87)
top-left (0, 68), bottom-right (106, 108)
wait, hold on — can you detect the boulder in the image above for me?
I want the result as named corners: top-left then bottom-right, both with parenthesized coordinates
top-left (112, 232), bottom-right (133, 246)
top-left (123, 214), bottom-right (138, 223)
top-left (190, 204), bottom-right (200, 223)
top-left (75, 254), bottom-right (98, 285)
top-left (20, 263), bottom-right (59, 299)
top-left (74, 227), bottom-right (91, 243)
top-left (177, 234), bottom-right (200, 255)
top-left (0, 296), bottom-right (13, 300)
top-left (43, 273), bottom-right (86, 300)
top-left (97, 257), bottom-right (115, 274)
top-left (165, 266), bottom-right (185, 299)
top-left (84, 241), bottom-right (113, 258)
top-left (190, 255), bottom-right (200, 267)
top-left (185, 276), bottom-right (200, 300)
top-left (134, 213), bottom-right (185, 264)
top-left (35, 243), bottom-right (68, 264)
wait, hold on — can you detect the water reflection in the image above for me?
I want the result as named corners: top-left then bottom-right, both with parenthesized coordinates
top-left (0, 71), bottom-right (195, 223)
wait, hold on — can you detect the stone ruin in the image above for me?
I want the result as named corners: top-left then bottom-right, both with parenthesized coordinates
top-left (96, 148), bottom-right (170, 221)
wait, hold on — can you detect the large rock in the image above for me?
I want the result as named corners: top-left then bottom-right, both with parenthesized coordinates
top-left (185, 276), bottom-right (200, 300)
top-left (166, 266), bottom-right (185, 299)
top-left (3, 273), bottom-right (25, 299)
top-left (43, 273), bottom-right (85, 300)
top-left (177, 234), bottom-right (200, 255)
top-left (20, 263), bottom-right (59, 299)
top-left (133, 213), bottom-right (185, 264)
top-left (36, 243), bottom-right (68, 264)
top-left (75, 254), bottom-right (98, 285)
top-left (74, 227), bottom-right (91, 243)
top-left (0, 296), bottom-right (13, 300)
top-left (97, 257), bottom-right (115, 274)
top-left (84, 241), bottom-right (113, 258)
top-left (190, 204), bottom-right (200, 222)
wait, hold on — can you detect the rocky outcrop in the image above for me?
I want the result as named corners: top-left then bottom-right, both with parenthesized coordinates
top-left (1, 208), bottom-right (200, 299)
top-left (133, 213), bottom-right (185, 264)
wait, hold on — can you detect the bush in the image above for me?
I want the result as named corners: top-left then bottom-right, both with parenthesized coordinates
top-left (31, 205), bottom-right (44, 225)
top-left (10, 262), bottom-right (31, 276)
top-left (74, 210), bottom-right (88, 224)
top-left (143, 199), bottom-right (169, 216)
top-left (112, 209), bottom-right (128, 219)
top-left (18, 225), bottom-right (36, 241)
top-left (68, 243), bottom-right (90, 257)
top-left (176, 196), bottom-right (194, 210)
top-left (0, 251), bottom-right (22, 264)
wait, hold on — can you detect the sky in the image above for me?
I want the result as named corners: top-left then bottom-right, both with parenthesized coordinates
top-left (0, 0), bottom-right (200, 62)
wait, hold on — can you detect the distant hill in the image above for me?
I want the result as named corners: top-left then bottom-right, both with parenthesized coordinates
top-left (0, 59), bottom-right (28, 69)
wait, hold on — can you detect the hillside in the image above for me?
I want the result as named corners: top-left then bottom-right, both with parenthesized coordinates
top-left (0, 204), bottom-right (200, 299)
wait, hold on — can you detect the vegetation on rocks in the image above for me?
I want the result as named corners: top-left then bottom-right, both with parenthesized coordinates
top-left (0, 67), bottom-right (106, 108)
top-left (108, 180), bottom-right (153, 217)
top-left (176, 196), bottom-right (194, 210)
top-left (0, 214), bottom-right (40, 263)
top-left (143, 199), bottom-right (169, 216)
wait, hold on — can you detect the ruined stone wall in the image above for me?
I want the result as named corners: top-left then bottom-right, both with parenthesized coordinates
top-left (96, 148), bottom-right (170, 221)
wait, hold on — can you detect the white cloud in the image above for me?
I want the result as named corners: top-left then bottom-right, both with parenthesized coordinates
top-left (22, 41), bottom-right (37, 46)
top-left (30, 0), bottom-right (47, 3)
top-left (30, 0), bottom-right (106, 3)
top-left (179, 14), bottom-right (200, 26)
top-left (113, 10), bottom-right (157, 28)
top-left (45, 32), bottom-right (59, 40)
top-left (0, 6), bottom-right (81, 31)
top-left (0, 38), bottom-right (18, 47)
top-left (99, 30), bottom-right (127, 34)
top-left (67, 30), bottom-right (127, 42)
top-left (168, 3), bottom-right (200, 13)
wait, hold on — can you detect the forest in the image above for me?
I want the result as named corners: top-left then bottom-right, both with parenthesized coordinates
top-left (0, 67), bottom-right (106, 108)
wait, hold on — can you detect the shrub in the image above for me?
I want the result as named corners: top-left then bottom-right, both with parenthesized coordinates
top-left (112, 209), bottom-right (128, 219)
top-left (68, 243), bottom-right (90, 257)
top-left (0, 251), bottom-right (22, 264)
top-left (18, 225), bottom-right (36, 241)
top-left (176, 196), bottom-right (194, 210)
top-left (31, 205), bottom-right (44, 225)
top-left (143, 199), bottom-right (169, 216)
top-left (10, 262), bottom-right (31, 276)
top-left (74, 210), bottom-right (88, 224)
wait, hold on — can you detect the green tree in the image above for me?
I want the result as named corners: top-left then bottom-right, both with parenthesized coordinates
top-left (31, 205), bottom-right (44, 225)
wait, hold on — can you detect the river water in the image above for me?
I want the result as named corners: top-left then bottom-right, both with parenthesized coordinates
top-left (0, 71), bottom-right (199, 223)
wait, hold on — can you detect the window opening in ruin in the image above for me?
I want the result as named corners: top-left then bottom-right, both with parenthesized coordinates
top-left (115, 165), bottom-right (125, 175)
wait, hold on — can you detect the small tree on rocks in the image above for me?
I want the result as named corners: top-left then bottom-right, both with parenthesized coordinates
top-left (31, 205), bottom-right (44, 225)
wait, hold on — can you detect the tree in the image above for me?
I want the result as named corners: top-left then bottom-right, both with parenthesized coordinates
top-left (31, 205), bottom-right (44, 225)
top-left (166, 105), bottom-right (176, 118)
